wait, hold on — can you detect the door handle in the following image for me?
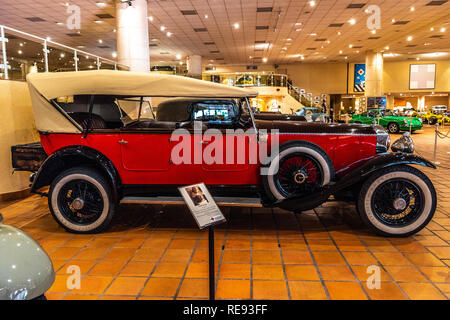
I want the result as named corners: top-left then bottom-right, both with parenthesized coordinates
top-left (118, 139), bottom-right (128, 144)
top-left (200, 141), bottom-right (209, 145)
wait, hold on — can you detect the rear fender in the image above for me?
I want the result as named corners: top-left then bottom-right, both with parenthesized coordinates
top-left (273, 152), bottom-right (435, 211)
top-left (31, 145), bottom-right (121, 201)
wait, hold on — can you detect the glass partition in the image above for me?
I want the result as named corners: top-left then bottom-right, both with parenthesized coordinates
top-left (0, 25), bottom-right (123, 80)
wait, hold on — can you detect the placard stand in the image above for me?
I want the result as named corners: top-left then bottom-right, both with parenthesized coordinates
top-left (208, 226), bottom-right (215, 300)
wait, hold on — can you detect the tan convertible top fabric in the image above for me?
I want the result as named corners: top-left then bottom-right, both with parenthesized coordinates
top-left (27, 70), bottom-right (259, 100)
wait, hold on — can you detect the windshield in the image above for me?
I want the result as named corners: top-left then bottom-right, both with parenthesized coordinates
top-left (116, 97), bottom-right (155, 124)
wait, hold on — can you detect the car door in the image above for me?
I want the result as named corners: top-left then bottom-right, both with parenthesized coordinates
top-left (192, 101), bottom-right (252, 172)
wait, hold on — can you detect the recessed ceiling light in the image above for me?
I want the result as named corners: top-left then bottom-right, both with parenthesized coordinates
top-left (392, 18), bottom-right (396, 23)
top-left (94, 20), bottom-right (103, 24)
top-left (309, 33), bottom-right (317, 36)
top-left (385, 46), bottom-right (390, 50)
top-left (234, 23), bottom-right (239, 29)
top-left (309, 1), bottom-right (316, 7)
top-left (204, 14), bottom-right (208, 19)
top-left (410, 7), bottom-right (415, 11)
top-left (295, 28), bottom-right (302, 32)
top-left (349, 19), bottom-right (356, 25)
top-left (430, 27), bottom-right (435, 31)
top-left (262, 57), bottom-right (267, 62)
top-left (176, 54), bottom-right (181, 59)
top-left (339, 50), bottom-right (343, 54)
top-left (18, 50), bottom-right (22, 54)
top-left (371, 30), bottom-right (376, 34)
top-left (287, 38), bottom-right (292, 41)
top-left (295, 22), bottom-right (303, 26)
top-left (96, 2), bottom-right (107, 8)
top-left (349, 44), bottom-right (353, 48)
top-left (60, 53), bottom-right (65, 58)
top-left (337, 32), bottom-right (342, 36)
top-left (407, 36), bottom-right (413, 41)
top-left (166, 32), bottom-right (172, 37)
top-left (112, 52), bottom-right (117, 58)
top-left (440, 27), bottom-right (446, 32)
top-left (56, 22), bottom-right (64, 25)
top-left (160, 26), bottom-right (166, 31)
top-left (149, 16), bottom-right (153, 21)
top-left (98, 39), bottom-right (103, 43)
top-left (46, 37), bottom-right (51, 41)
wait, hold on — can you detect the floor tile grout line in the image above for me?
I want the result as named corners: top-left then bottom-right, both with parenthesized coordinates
top-left (172, 230), bottom-right (202, 300)
top-left (293, 212), bottom-right (331, 300)
top-left (271, 208), bottom-right (291, 300)
top-left (355, 236), bottom-right (411, 300)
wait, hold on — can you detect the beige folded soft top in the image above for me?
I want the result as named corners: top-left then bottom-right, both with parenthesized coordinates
top-left (26, 70), bottom-right (258, 133)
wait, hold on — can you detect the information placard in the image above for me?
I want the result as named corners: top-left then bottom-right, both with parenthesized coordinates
top-left (179, 183), bottom-right (226, 229)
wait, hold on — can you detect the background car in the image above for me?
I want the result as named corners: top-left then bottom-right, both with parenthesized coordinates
top-left (422, 106), bottom-right (448, 125)
top-left (0, 214), bottom-right (54, 300)
top-left (350, 108), bottom-right (423, 133)
top-left (294, 107), bottom-right (330, 123)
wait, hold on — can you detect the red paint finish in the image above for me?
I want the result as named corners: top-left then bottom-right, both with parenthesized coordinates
top-left (40, 132), bottom-right (377, 186)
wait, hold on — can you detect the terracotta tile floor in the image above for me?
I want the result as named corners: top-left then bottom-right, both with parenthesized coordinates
top-left (1, 126), bottom-right (449, 300)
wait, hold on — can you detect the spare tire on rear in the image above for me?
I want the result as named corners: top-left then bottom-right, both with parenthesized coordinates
top-left (262, 140), bottom-right (334, 202)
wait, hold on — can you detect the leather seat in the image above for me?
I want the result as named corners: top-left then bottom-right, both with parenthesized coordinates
top-left (69, 112), bottom-right (107, 130)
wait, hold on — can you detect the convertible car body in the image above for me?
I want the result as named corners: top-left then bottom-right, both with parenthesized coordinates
top-left (351, 109), bottom-right (423, 133)
top-left (12, 70), bottom-right (437, 237)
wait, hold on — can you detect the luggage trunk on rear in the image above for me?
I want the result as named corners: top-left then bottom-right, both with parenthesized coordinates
top-left (11, 142), bottom-right (47, 172)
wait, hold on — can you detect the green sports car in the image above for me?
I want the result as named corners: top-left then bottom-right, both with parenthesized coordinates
top-left (350, 109), bottom-right (423, 134)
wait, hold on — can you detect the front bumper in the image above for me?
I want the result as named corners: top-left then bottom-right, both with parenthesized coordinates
top-left (399, 124), bottom-right (422, 131)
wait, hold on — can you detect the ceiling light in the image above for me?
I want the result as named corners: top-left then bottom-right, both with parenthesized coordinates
top-left (410, 7), bottom-right (415, 11)
top-left (407, 36), bottom-right (413, 41)
top-left (96, 2), bottom-right (107, 7)
top-left (301, 56), bottom-right (305, 60)
top-left (345, 56), bottom-right (348, 60)
top-left (148, 16), bottom-right (153, 22)
top-left (176, 54), bottom-right (181, 59)
top-left (348, 19), bottom-right (356, 25)
top-left (166, 32), bottom-right (172, 37)
top-left (440, 27), bottom-right (446, 32)
top-left (18, 50), bottom-right (22, 54)
top-left (263, 57), bottom-right (267, 63)
top-left (422, 52), bottom-right (447, 57)
top-left (339, 50), bottom-right (343, 54)
top-left (385, 46), bottom-right (390, 50)
top-left (234, 23), bottom-right (239, 29)
top-left (60, 53), bottom-right (65, 58)
top-left (337, 32), bottom-right (342, 36)
top-left (430, 27), bottom-right (435, 31)
top-left (112, 52), bottom-right (117, 58)
top-left (287, 38), bottom-right (292, 41)
top-left (179, 61), bottom-right (183, 65)
top-left (295, 28), bottom-right (302, 31)
top-left (309, 33), bottom-right (317, 36)
top-left (383, 53), bottom-right (398, 57)
top-left (371, 30), bottom-right (376, 34)
top-left (424, 42), bottom-right (431, 46)
top-left (160, 26), bottom-right (166, 31)
top-left (349, 44), bottom-right (353, 48)
top-left (295, 22), bottom-right (303, 26)
top-left (56, 22), bottom-right (64, 26)
top-left (98, 39), bottom-right (103, 43)
top-left (392, 18), bottom-right (396, 23)
top-left (46, 37), bottom-right (51, 41)
top-left (94, 20), bottom-right (103, 24)
top-left (309, 1), bottom-right (316, 7)
top-left (204, 14), bottom-right (208, 19)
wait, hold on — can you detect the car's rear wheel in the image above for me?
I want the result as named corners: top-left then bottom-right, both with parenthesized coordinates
top-left (262, 141), bottom-right (334, 201)
top-left (357, 165), bottom-right (436, 237)
top-left (49, 167), bottom-right (115, 233)
top-left (387, 122), bottom-right (400, 134)
top-left (428, 117), bottom-right (437, 125)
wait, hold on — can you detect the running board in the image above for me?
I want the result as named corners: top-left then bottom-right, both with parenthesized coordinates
top-left (120, 196), bottom-right (263, 208)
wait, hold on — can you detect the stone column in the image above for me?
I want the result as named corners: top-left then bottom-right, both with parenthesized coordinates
top-left (115, 0), bottom-right (150, 72)
top-left (365, 50), bottom-right (384, 98)
top-left (187, 55), bottom-right (202, 79)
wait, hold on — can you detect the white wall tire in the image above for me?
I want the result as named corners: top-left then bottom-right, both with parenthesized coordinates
top-left (48, 167), bottom-right (115, 233)
top-left (357, 165), bottom-right (436, 237)
top-left (262, 141), bottom-right (334, 202)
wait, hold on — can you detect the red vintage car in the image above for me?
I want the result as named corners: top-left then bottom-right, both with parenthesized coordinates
top-left (12, 70), bottom-right (437, 237)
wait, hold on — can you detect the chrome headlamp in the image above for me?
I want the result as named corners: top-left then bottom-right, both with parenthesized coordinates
top-left (375, 126), bottom-right (390, 154)
top-left (391, 132), bottom-right (414, 154)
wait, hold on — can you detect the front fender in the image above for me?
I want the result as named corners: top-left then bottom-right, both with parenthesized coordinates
top-left (273, 152), bottom-right (435, 211)
top-left (31, 145), bottom-right (121, 200)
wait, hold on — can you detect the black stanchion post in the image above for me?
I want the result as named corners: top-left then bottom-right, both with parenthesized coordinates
top-left (208, 226), bottom-right (215, 300)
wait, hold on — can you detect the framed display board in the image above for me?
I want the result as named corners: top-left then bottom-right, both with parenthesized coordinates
top-left (179, 183), bottom-right (226, 229)
top-left (367, 97), bottom-right (386, 110)
top-left (410, 64), bottom-right (436, 90)
top-left (354, 64), bottom-right (366, 92)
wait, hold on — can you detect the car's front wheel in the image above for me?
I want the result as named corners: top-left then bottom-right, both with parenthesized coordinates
top-left (357, 165), bottom-right (436, 237)
top-left (49, 167), bottom-right (116, 233)
top-left (428, 117), bottom-right (437, 125)
top-left (387, 122), bottom-right (400, 134)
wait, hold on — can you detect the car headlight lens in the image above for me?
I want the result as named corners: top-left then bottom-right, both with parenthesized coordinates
top-left (391, 132), bottom-right (414, 153)
top-left (375, 126), bottom-right (390, 153)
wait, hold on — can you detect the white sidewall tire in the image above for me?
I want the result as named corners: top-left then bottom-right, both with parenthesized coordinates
top-left (267, 146), bottom-right (332, 200)
top-left (362, 171), bottom-right (433, 235)
top-left (50, 173), bottom-right (110, 233)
